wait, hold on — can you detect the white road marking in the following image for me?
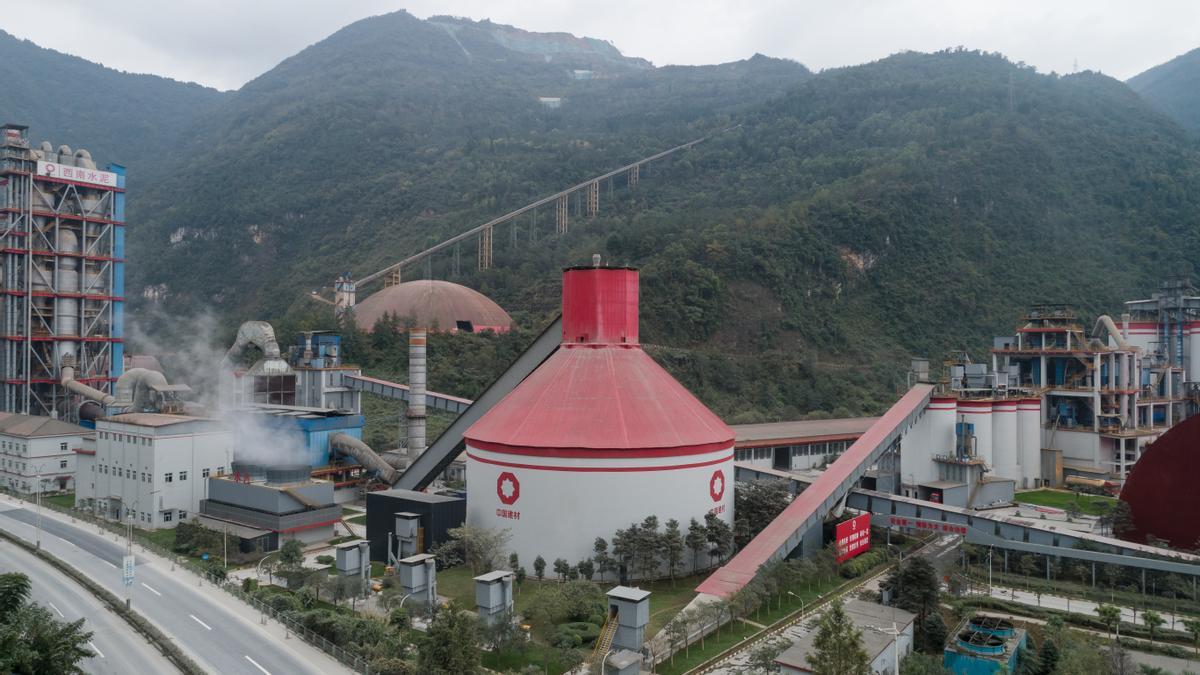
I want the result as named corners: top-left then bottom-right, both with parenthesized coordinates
top-left (244, 655), bottom-right (271, 675)
top-left (102, 560), bottom-right (117, 569)
top-left (49, 602), bottom-right (64, 617)
top-left (89, 641), bottom-right (105, 658)
top-left (141, 582), bottom-right (161, 596)
top-left (189, 614), bottom-right (212, 630)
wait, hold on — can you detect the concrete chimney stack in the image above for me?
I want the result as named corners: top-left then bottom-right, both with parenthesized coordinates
top-left (407, 328), bottom-right (427, 458)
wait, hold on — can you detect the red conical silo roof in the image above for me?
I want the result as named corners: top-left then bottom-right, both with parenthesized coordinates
top-left (465, 266), bottom-right (733, 455)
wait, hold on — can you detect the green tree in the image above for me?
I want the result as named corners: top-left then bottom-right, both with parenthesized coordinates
top-left (733, 479), bottom-right (791, 548)
top-left (1096, 604), bottom-right (1121, 638)
top-left (686, 518), bottom-right (709, 572)
top-left (0, 573), bottom-right (95, 675)
top-left (665, 616), bottom-right (689, 665)
top-left (880, 558), bottom-right (940, 623)
top-left (807, 597), bottom-right (871, 675)
top-left (1182, 618), bottom-right (1200, 654)
top-left (1039, 635), bottom-right (1060, 674)
top-left (552, 558), bottom-right (570, 582)
top-left (900, 652), bottom-right (951, 675)
top-left (592, 538), bottom-right (614, 582)
top-left (662, 518), bottom-right (686, 582)
top-left (576, 559), bottom-right (595, 581)
top-left (0, 573), bottom-right (31, 621)
top-left (635, 516), bottom-right (662, 580)
top-left (918, 612), bottom-right (948, 654)
top-left (533, 555), bottom-right (546, 582)
top-left (419, 604), bottom-right (480, 674)
top-left (279, 539), bottom-right (305, 571)
top-left (739, 635), bottom-right (793, 674)
top-left (508, 552), bottom-right (518, 571)
top-left (1142, 609), bottom-right (1164, 644)
top-left (514, 566), bottom-right (526, 593)
top-left (705, 512), bottom-right (734, 565)
top-left (445, 525), bottom-right (512, 574)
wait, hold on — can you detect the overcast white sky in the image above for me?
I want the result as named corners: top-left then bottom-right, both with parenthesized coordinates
top-left (4, 1), bottom-right (1197, 91)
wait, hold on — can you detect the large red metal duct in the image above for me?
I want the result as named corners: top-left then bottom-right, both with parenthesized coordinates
top-left (1119, 413), bottom-right (1200, 548)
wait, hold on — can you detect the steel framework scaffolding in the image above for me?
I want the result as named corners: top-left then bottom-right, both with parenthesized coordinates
top-left (0, 124), bottom-right (124, 419)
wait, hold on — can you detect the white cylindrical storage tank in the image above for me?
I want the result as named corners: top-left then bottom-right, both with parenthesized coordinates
top-left (1188, 322), bottom-right (1200, 383)
top-left (465, 266), bottom-right (734, 577)
top-left (55, 230), bottom-right (81, 366)
top-left (923, 396), bottom-right (958, 483)
top-left (991, 400), bottom-right (1018, 481)
top-left (899, 407), bottom-right (929, 490)
top-left (957, 400), bottom-right (993, 466)
top-left (1017, 398), bottom-right (1042, 489)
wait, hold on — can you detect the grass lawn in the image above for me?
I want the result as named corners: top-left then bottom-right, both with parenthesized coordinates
top-left (341, 506), bottom-right (361, 517)
top-left (639, 576), bottom-right (701, 639)
top-left (346, 514), bottom-right (366, 525)
top-left (656, 620), bottom-right (757, 675)
top-left (44, 493), bottom-right (76, 509)
top-left (482, 642), bottom-right (577, 674)
top-left (137, 526), bottom-right (178, 550)
top-left (1014, 489), bottom-right (1117, 516)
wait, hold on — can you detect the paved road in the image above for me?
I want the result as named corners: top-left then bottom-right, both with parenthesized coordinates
top-left (0, 539), bottom-right (175, 675)
top-left (0, 499), bottom-right (350, 675)
top-left (973, 584), bottom-right (1197, 630)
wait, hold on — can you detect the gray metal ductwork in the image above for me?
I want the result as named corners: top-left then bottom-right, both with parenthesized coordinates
top-left (223, 321), bottom-right (292, 376)
top-left (331, 433), bottom-right (401, 484)
top-left (114, 367), bottom-right (170, 410)
top-left (60, 365), bottom-right (115, 406)
top-left (1093, 315), bottom-right (1136, 351)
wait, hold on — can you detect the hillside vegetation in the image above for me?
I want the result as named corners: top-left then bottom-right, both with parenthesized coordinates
top-left (11, 11), bottom-right (1196, 424)
top-left (276, 47), bottom-right (1200, 424)
top-left (1129, 47), bottom-right (1200, 135)
top-left (0, 30), bottom-right (228, 182)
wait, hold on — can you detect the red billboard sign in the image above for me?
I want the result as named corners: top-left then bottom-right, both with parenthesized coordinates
top-left (836, 513), bottom-right (871, 563)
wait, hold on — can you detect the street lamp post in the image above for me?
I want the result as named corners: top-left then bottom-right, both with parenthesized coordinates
top-left (29, 461), bottom-right (52, 550)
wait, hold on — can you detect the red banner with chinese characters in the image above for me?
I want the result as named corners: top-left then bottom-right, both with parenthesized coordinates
top-left (835, 513), bottom-right (871, 563)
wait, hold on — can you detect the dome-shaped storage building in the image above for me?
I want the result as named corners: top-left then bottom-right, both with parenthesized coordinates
top-left (1120, 413), bottom-right (1200, 548)
top-left (464, 265), bottom-right (735, 576)
top-left (352, 280), bottom-right (512, 334)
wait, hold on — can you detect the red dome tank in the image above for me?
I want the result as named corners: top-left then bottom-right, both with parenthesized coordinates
top-left (1120, 413), bottom-right (1200, 548)
top-left (463, 265), bottom-right (735, 574)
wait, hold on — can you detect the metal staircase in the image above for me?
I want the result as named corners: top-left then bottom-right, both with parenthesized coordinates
top-left (589, 612), bottom-right (618, 667)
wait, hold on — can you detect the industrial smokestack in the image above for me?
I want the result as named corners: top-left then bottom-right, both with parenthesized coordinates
top-left (407, 328), bottom-right (427, 459)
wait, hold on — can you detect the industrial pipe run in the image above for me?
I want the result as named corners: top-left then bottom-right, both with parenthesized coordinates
top-left (331, 433), bottom-right (401, 484)
top-left (60, 365), bottom-right (115, 406)
top-left (222, 321), bottom-right (292, 375)
top-left (1092, 315), bottom-right (1136, 351)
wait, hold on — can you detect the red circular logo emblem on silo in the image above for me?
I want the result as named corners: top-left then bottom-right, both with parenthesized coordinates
top-left (497, 472), bottom-right (520, 505)
top-left (709, 470), bottom-right (725, 502)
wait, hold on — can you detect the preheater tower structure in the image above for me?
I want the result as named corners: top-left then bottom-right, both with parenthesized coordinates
top-left (0, 124), bottom-right (124, 419)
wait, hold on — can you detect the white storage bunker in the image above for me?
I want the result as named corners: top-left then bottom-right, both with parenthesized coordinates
top-left (464, 265), bottom-right (735, 575)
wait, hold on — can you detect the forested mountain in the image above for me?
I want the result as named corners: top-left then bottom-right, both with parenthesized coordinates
top-left (126, 11), bottom-right (810, 310)
top-left (1128, 47), bottom-right (1200, 135)
top-left (0, 30), bottom-right (228, 181)
top-left (18, 10), bottom-right (1199, 424)
top-left (329, 49), bottom-right (1200, 423)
